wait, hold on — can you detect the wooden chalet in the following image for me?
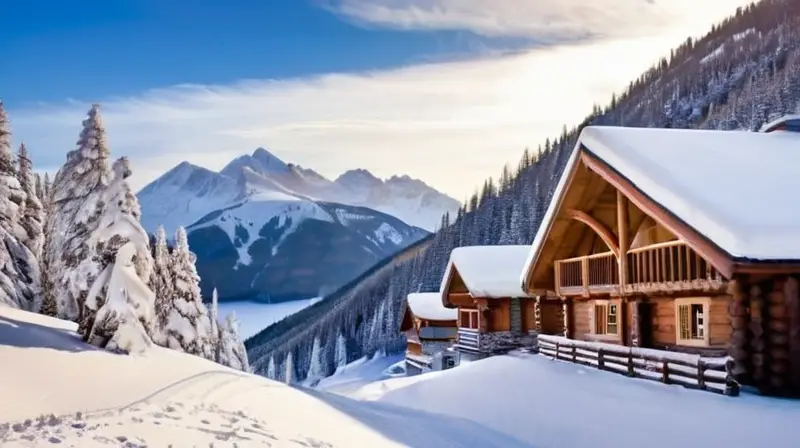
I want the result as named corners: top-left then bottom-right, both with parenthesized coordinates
top-left (440, 245), bottom-right (557, 359)
top-left (401, 292), bottom-right (458, 375)
top-left (521, 121), bottom-right (800, 396)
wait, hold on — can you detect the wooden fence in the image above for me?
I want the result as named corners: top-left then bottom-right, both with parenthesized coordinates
top-left (537, 335), bottom-right (740, 396)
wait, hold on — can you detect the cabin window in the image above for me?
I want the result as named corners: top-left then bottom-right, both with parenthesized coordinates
top-left (459, 309), bottom-right (479, 330)
top-left (675, 298), bottom-right (710, 347)
top-left (592, 300), bottom-right (619, 336)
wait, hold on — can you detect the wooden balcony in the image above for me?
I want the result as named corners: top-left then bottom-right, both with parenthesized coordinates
top-left (556, 251), bottom-right (619, 296)
top-left (555, 241), bottom-right (725, 297)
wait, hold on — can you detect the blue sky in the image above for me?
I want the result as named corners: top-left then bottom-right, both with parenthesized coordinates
top-left (1, 0), bottom-right (528, 104)
top-left (2, 0), bottom-right (750, 198)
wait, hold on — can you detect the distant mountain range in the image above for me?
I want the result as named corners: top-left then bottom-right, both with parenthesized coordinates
top-left (137, 148), bottom-right (460, 302)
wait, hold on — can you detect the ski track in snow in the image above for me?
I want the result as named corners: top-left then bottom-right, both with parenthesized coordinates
top-left (0, 370), bottom-right (332, 447)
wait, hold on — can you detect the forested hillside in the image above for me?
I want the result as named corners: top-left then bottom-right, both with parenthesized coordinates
top-left (245, 0), bottom-right (800, 384)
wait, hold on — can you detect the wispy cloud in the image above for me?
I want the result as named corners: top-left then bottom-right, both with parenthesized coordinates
top-left (9, 0), bottom-right (750, 199)
top-left (321, 0), bottom-right (749, 41)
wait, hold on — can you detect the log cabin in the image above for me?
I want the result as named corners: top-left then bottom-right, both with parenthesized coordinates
top-left (440, 245), bottom-right (559, 360)
top-left (401, 292), bottom-right (458, 375)
top-left (520, 121), bottom-right (800, 396)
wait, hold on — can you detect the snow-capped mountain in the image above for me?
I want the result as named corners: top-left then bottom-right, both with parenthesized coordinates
top-left (137, 148), bottom-right (445, 302)
top-left (138, 147), bottom-right (460, 234)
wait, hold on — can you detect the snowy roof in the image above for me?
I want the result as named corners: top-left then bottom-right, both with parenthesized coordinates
top-left (441, 245), bottom-right (533, 301)
top-left (760, 115), bottom-right (800, 133)
top-left (521, 126), bottom-right (800, 288)
top-left (407, 293), bottom-right (457, 322)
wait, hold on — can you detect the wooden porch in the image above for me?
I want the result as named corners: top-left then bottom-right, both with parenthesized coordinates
top-left (555, 240), bottom-right (726, 297)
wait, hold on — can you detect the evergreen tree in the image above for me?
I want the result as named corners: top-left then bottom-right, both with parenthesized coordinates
top-left (149, 225), bottom-right (173, 344)
top-left (43, 172), bottom-right (51, 206)
top-left (82, 241), bottom-right (155, 354)
top-left (154, 226), bottom-right (214, 359)
top-left (78, 157), bottom-right (153, 339)
top-left (16, 144), bottom-right (43, 255)
top-left (44, 104), bottom-right (111, 321)
top-left (0, 102), bottom-right (38, 310)
top-left (306, 336), bottom-right (325, 386)
top-left (219, 311), bottom-right (249, 372)
top-left (34, 173), bottom-right (43, 203)
top-left (284, 352), bottom-right (294, 384)
top-left (210, 287), bottom-right (221, 361)
top-left (266, 355), bottom-right (276, 379)
top-left (335, 331), bottom-right (348, 371)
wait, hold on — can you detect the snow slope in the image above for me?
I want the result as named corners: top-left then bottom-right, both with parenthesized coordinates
top-left (345, 352), bottom-right (800, 448)
top-left (0, 306), bottom-right (528, 447)
top-left (217, 297), bottom-right (321, 340)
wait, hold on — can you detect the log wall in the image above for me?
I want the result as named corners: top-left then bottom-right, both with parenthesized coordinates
top-left (648, 296), bottom-right (730, 348)
top-left (732, 274), bottom-right (800, 397)
top-left (488, 299), bottom-right (511, 332)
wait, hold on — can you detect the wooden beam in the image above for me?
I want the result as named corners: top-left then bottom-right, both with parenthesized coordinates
top-left (579, 150), bottom-right (735, 279)
top-left (617, 190), bottom-right (629, 293)
top-left (565, 209), bottom-right (620, 258)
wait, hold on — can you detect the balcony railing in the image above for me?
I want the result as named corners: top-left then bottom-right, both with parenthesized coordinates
top-left (555, 240), bottom-right (724, 296)
top-left (456, 328), bottom-right (481, 352)
top-left (555, 251), bottom-right (619, 296)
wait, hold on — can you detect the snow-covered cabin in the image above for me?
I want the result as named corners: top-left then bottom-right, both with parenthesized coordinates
top-left (440, 246), bottom-right (550, 360)
top-left (520, 124), bottom-right (800, 397)
top-left (400, 292), bottom-right (458, 375)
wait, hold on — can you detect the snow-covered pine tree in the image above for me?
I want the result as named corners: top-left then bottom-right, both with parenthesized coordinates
top-left (218, 311), bottom-right (249, 372)
top-left (156, 226), bottom-right (214, 359)
top-left (209, 287), bottom-right (221, 361)
top-left (334, 331), bottom-right (347, 372)
top-left (266, 355), bottom-right (276, 379)
top-left (284, 351), bottom-right (294, 384)
top-left (0, 102), bottom-right (38, 311)
top-left (305, 336), bottom-right (325, 386)
top-left (44, 104), bottom-right (111, 321)
top-left (16, 143), bottom-right (44, 258)
top-left (42, 172), bottom-right (51, 207)
top-left (34, 173), bottom-right (43, 203)
top-left (149, 225), bottom-right (173, 345)
top-left (83, 241), bottom-right (154, 354)
top-left (78, 157), bottom-right (153, 340)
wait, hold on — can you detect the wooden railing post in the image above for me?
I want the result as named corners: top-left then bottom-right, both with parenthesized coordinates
top-left (598, 348), bottom-right (605, 370)
top-left (581, 258), bottom-right (590, 297)
top-left (662, 360), bottom-right (670, 384)
top-left (697, 359), bottom-right (706, 390)
top-left (617, 191), bottom-right (629, 293)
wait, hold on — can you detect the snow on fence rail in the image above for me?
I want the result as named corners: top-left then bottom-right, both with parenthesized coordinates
top-left (537, 335), bottom-right (740, 396)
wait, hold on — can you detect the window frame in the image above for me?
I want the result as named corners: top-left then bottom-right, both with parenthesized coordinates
top-left (459, 308), bottom-right (480, 330)
top-left (674, 297), bottom-right (711, 347)
top-left (591, 299), bottom-right (621, 340)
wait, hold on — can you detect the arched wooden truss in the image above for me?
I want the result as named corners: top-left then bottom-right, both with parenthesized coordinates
top-left (565, 209), bottom-right (620, 258)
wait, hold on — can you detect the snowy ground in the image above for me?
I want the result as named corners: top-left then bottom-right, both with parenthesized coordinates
top-left (5, 303), bottom-right (799, 448)
top-left (339, 352), bottom-right (800, 448)
top-left (218, 297), bottom-right (321, 339)
top-left (316, 353), bottom-right (406, 395)
top-left (0, 305), bottom-right (529, 447)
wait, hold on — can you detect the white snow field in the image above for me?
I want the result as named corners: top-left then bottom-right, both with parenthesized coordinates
top-left (344, 352), bottom-right (800, 448)
top-left (218, 297), bottom-right (321, 340)
top-left (316, 353), bottom-right (406, 395)
top-left (0, 305), bottom-right (528, 447)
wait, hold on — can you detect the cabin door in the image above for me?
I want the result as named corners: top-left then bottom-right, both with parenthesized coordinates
top-left (638, 301), bottom-right (653, 348)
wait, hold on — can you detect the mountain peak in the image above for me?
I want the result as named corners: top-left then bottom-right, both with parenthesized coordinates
top-left (221, 147), bottom-right (289, 178)
top-left (335, 169), bottom-right (382, 188)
